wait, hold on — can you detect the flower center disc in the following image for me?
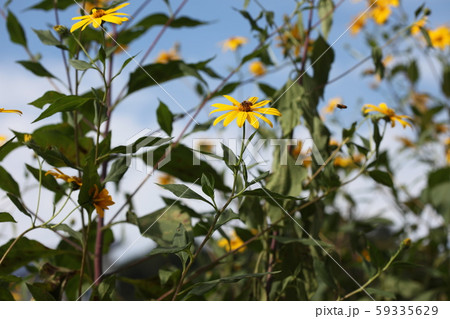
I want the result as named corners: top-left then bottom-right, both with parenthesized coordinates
top-left (239, 101), bottom-right (253, 112)
top-left (92, 9), bottom-right (106, 18)
top-left (386, 108), bottom-right (396, 117)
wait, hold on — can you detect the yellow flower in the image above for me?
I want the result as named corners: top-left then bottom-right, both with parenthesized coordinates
top-left (218, 232), bottom-right (246, 252)
top-left (435, 124), bottom-right (448, 134)
top-left (428, 26), bottom-right (450, 50)
top-left (71, 2), bottom-right (130, 32)
top-left (90, 185), bottom-right (115, 218)
top-left (322, 97), bottom-right (342, 114)
top-left (0, 108), bottom-right (22, 115)
top-left (0, 135), bottom-right (7, 146)
top-left (155, 45), bottom-right (180, 64)
top-left (23, 134), bottom-right (32, 143)
top-left (363, 103), bottom-right (412, 128)
top-left (350, 13), bottom-right (367, 35)
top-left (411, 17), bottom-right (427, 35)
top-left (329, 139), bottom-right (340, 147)
top-left (222, 36), bottom-right (248, 51)
top-left (371, 3), bottom-right (391, 25)
top-left (46, 168), bottom-right (83, 186)
top-left (277, 23), bottom-right (303, 56)
top-left (210, 95), bottom-right (281, 129)
top-left (157, 174), bottom-right (175, 185)
top-left (249, 61), bottom-right (266, 77)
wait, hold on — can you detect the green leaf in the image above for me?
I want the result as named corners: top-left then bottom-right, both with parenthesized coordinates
top-left (32, 29), bottom-right (63, 47)
top-left (257, 83), bottom-right (276, 98)
top-left (69, 59), bottom-right (92, 71)
top-left (442, 64), bottom-right (450, 98)
top-left (0, 166), bottom-right (20, 196)
top-left (312, 36), bottom-right (335, 97)
top-left (111, 55), bottom-right (136, 81)
top-left (215, 209), bottom-right (239, 231)
top-left (211, 82), bottom-right (240, 99)
top-left (78, 157), bottom-right (100, 212)
top-left (49, 224), bottom-right (83, 243)
top-left (26, 283), bottom-right (56, 301)
top-left (368, 170), bottom-right (394, 187)
top-left (201, 174), bottom-right (215, 200)
top-left (0, 139), bottom-right (20, 161)
top-left (186, 272), bottom-right (278, 297)
top-left (0, 212), bottom-right (16, 223)
top-left (6, 194), bottom-right (31, 218)
top-left (240, 187), bottom-right (301, 203)
top-left (6, 10), bottom-right (27, 47)
top-left (127, 59), bottom-right (213, 94)
top-left (33, 95), bottom-right (91, 123)
top-left (27, 0), bottom-right (74, 11)
top-left (0, 238), bottom-right (61, 275)
top-left (127, 205), bottom-right (192, 247)
top-left (104, 157), bottom-right (129, 184)
top-left (371, 46), bottom-right (385, 80)
top-left (29, 91), bottom-right (66, 109)
top-left (318, 0), bottom-right (334, 39)
top-left (156, 101), bottom-right (174, 136)
top-left (158, 184), bottom-right (212, 206)
top-left (149, 242), bottom-right (191, 256)
top-left (221, 143), bottom-right (238, 168)
top-left (17, 61), bottom-right (55, 78)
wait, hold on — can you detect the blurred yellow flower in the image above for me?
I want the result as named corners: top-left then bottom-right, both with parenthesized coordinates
top-left (277, 23), bottom-right (303, 56)
top-left (445, 138), bottom-right (450, 164)
top-left (322, 97), bottom-right (342, 115)
top-left (157, 174), bottom-right (175, 185)
top-left (210, 95), bottom-right (281, 129)
top-left (329, 139), bottom-right (340, 147)
top-left (363, 103), bottom-right (412, 128)
top-left (428, 26), bottom-right (450, 50)
top-left (249, 61), bottom-right (266, 77)
top-left (371, 4), bottom-right (391, 25)
top-left (397, 137), bottom-right (415, 148)
top-left (350, 13), bottom-right (367, 35)
top-left (334, 153), bottom-right (364, 168)
top-left (90, 185), bottom-right (115, 218)
top-left (218, 232), bottom-right (246, 252)
top-left (0, 108), bottom-right (22, 115)
top-left (292, 141), bottom-right (312, 168)
top-left (24, 134), bottom-right (32, 143)
top-left (435, 124), bottom-right (448, 134)
top-left (222, 36), bottom-right (248, 51)
top-left (46, 168), bottom-right (82, 186)
top-left (84, 0), bottom-right (109, 14)
top-left (71, 2), bottom-right (129, 32)
top-left (356, 248), bottom-right (371, 263)
top-left (411, 17), bottom-right (427, 35)
top-left (0, 135), bottom-right (7, 146)
top-left (155, 44), bottom-right (181, 64)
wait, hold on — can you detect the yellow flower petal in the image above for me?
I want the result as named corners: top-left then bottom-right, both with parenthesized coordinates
top-left (213, 113), bottom-right (230, 126)
top-left (252, 112), bottom-right (273, 128)
top-left (247, 112), bottom-right (259, 129)
top-left (223, 111), bottom-right (240, 126)
top-left (252, 100), bottom-right (270, 108)
top-left (209, 105), bottom-right (238, 115)
top-left (236, 112), bottom-right (247, 127)
top-left (105, 2), bottom-right (130, 13)
top-left (223, 95), bottom-right (240, 106)
top-left (253, 108), bottom-right (281, 116)
top-left (248, 97), bottom-right (258, 104)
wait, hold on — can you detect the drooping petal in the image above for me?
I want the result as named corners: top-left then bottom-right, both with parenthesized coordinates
top-left (105, 2), bottom-right (130, 14)
top-left (253, 108), bottom-right (281, 116)
top-left (213, 113), bottom-right (230, 126)
top-left (252, 112), bottom-right (273, 128)
top-left (247, 112), bottom-right (259, 129)
top-left (223, 95), bottom-right (240, 106)
top-left (248, 97), bottom-right (258, 104)
top-left (209, 105), bottom-right (238, 115)
top-left (211, 103), bottom-right (234, 108)
top-left (252, 100), bottom-right (270, 108)
top-left (236, 112), bottom-right (247, 127)
top-left (91, 18), bottom-right (103, 28)
top-left (223, 111), bottom-right (240, 126)
top-left (71, 19), bottom-right (92, 32)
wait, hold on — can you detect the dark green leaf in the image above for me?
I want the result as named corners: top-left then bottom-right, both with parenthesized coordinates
top-left (104, 157), bottom-right (129, 184)
top-left (6, 10), bottom-right (27, 47)
top-left (158, 184), bottom-right (212, 205)
top-left (26, 283), bottom-right (56, 301)
top-left (33, 95), bottom-right (91, 123)
top-left (368, 170), bottom-right (394, 187)
top-left (29, 91), bottom-right (66, 109)
top-left (6, 194), bottom-right (31, 218)
top-left (157, 101), bottom-right (174, 136)
top-left (49, 224), bottom-right (83, 243)
top-left (442, 64), bottom-right (450, 98)
top-left (215, 209), bottom-right (239, 231)
top-left (0, 212), bottom-right (16, 223)
top-left (241, 187), bottom-right (301, 202)
top-left (27, 0), bottom-right (74, 10)
top-left (312, 36), bottom-right (335, 97)
top-left (201, 173), bottom-right (215, 200)
top-left (0, 166), bottom-right (20, 196)
top-left (17, 61), bottom-right (55, 78)
top-left (0, 238), bottom-right (61, 275)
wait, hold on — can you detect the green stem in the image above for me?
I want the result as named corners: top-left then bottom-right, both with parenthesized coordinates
top-left (33, 158), bottom-right (44, 226)
top-left (42, 189), bottom-right (74, 226)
